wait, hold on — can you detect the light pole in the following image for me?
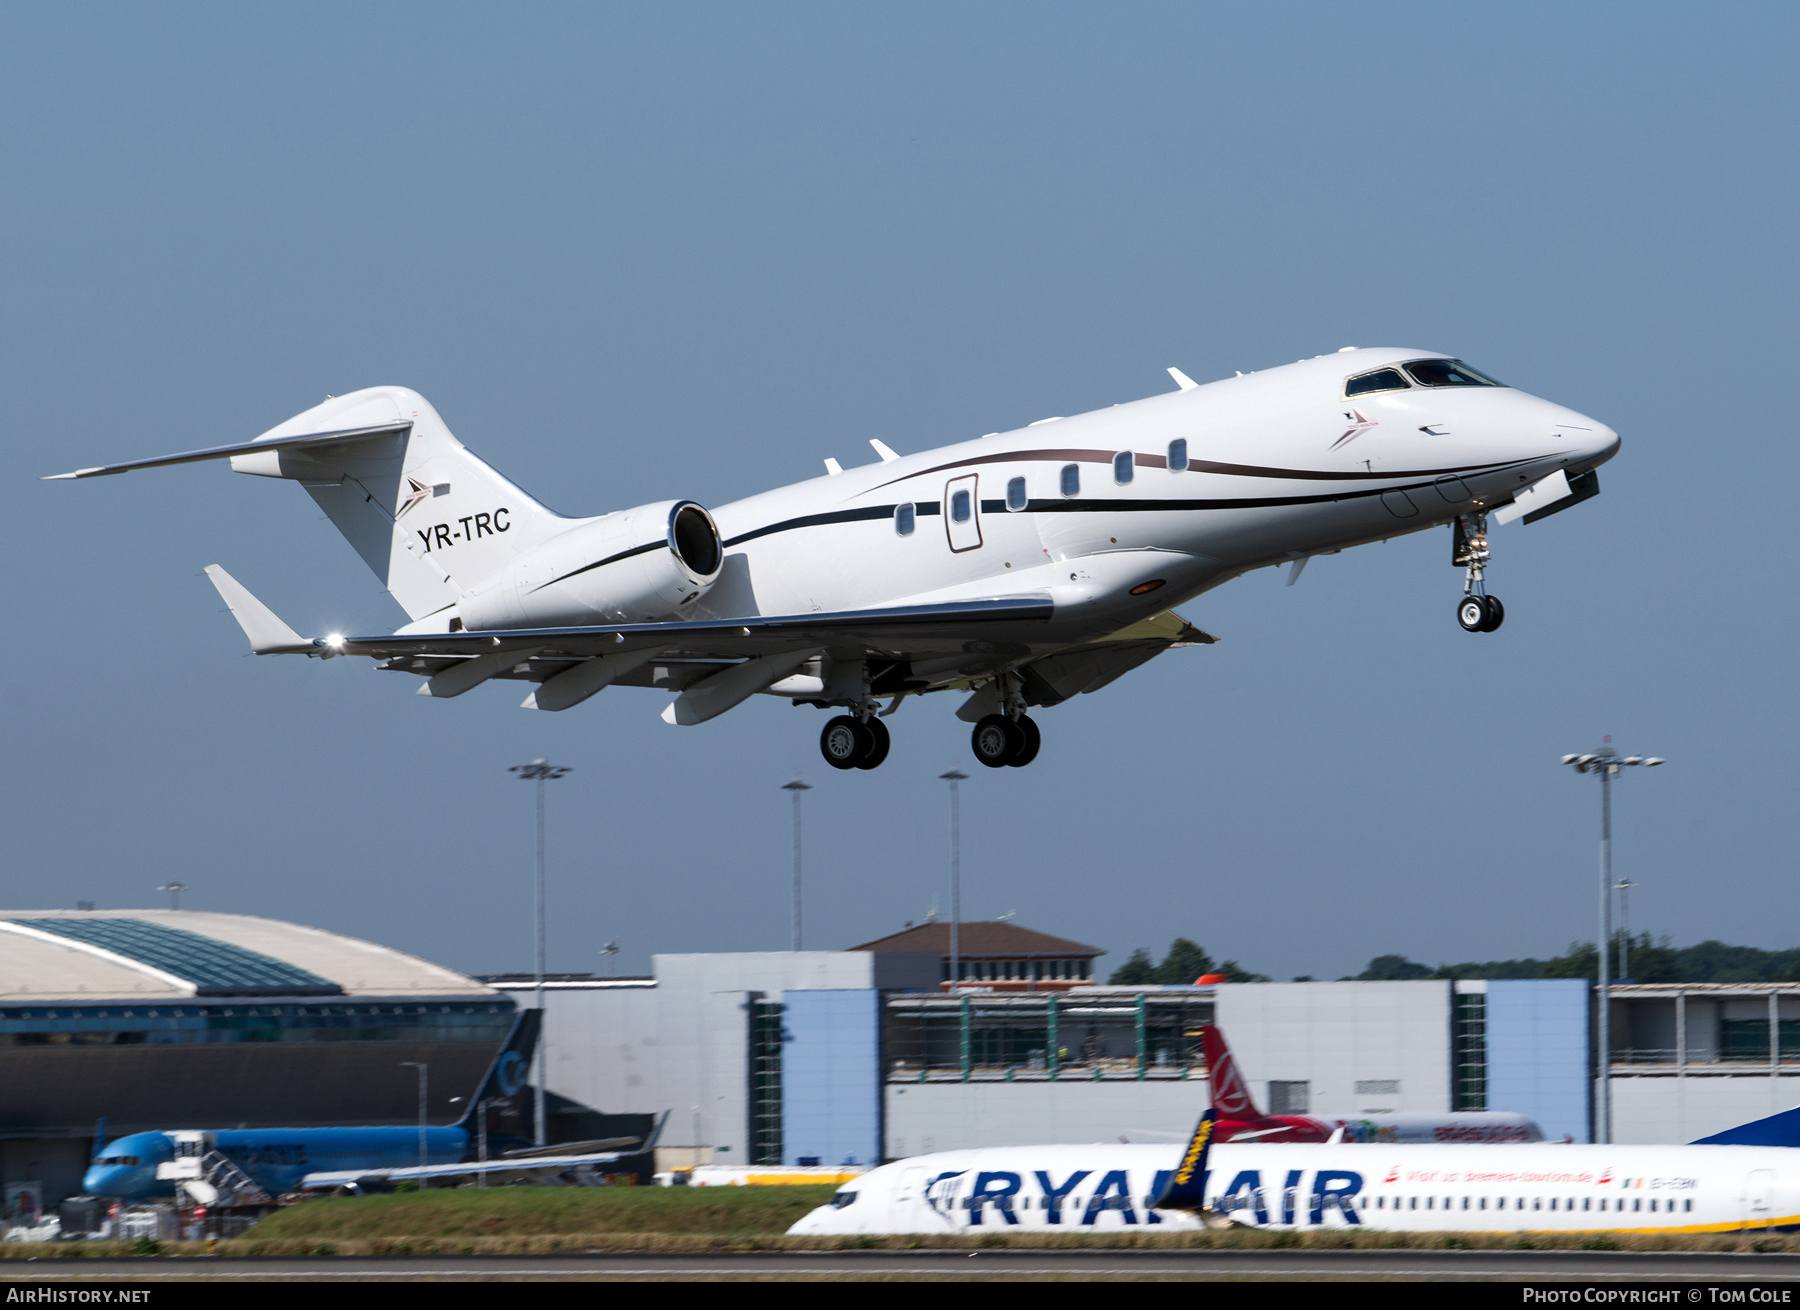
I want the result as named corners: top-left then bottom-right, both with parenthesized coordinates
top-left (1614, 879), bottom-right (1637, 980)
top-left (940, 770), bottom-right (968, 992)
top-left (510, 757), bottom-right (571, 1147)
top-left (157, 882), bottom-right (188, 911)
top-left (781, 777), bottom-right (812, 951)
top-left (1561, 743), bottom-right (1663, 1144)
top-left (399, 1061), bottom-right (428, 1170)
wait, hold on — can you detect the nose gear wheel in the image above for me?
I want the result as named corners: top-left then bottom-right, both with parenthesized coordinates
top-left (1451, 513), bottom-right (1503, 633)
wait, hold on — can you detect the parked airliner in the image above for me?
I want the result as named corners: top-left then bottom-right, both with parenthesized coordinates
top-left (1201, 1025), bottom-right (1541, 1144)
top-left (51, 350), bottom-right (1617, 768)
top-left (84, 1013), bottom-right (656, 1201)
top-left (789, 1109), bottom-right (1800, 1237)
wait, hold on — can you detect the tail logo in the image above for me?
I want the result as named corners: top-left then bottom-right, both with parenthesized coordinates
top-left (1173, 1114), bottom-right (1215, 1186)
top-left (397, 478), bottom-right (434, 519)
top-left (496, 1050), bottom-right (528, 1097)
top-left (1210, 1048), bottom-right (1253, 1116)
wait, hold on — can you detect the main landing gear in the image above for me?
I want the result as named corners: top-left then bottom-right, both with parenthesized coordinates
top-left (1452, 513), bottom-right (1505, 633)
top-left (820, 714), bottom-right (890, 771)
top-left (971, 713), bottom-right (1040, 769)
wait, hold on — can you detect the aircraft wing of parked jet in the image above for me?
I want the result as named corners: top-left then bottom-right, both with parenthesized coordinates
top-left (298, 1149), bottom-right (646, 1191)
top-left (52, 349), bottom-right (1618, 770)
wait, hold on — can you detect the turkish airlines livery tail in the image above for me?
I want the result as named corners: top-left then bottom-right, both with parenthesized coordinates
top-left (1202, 1023), bottom-right (1542, 1144)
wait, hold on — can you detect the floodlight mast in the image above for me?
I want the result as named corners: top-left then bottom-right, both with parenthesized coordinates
top-left (940, 770), bottom-right (968, 993)
top-left (1560, 744), bottom-right (1664, 1145)
top-left (781, 778), bottom-right (812, 951)
top-left (510, 757), bottom-right (571, 1147)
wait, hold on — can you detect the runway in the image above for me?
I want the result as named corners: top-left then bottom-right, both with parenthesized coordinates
top-left (8, 1249), bottom-right (1800, 1280)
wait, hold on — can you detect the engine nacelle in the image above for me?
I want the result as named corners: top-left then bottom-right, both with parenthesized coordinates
top-left (459, 499), bottom-right (723, 629)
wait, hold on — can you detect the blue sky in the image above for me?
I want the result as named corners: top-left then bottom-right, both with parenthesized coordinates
top-left (3, 2), bottom-right (1795, 981)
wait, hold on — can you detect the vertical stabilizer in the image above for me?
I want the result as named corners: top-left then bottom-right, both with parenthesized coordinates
top-left (1201, 1024), bottom-right (1266, 1120)
top-left (1153, 1108), bottom-right (1217, 1213)
top-left (230, 387), bottom-right (572, 620)
top-left (456, 1009), bottom-right (542, 1130)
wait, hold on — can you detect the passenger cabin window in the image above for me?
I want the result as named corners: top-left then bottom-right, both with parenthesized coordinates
top-left (1060, 464), bottom-right (1080, 497)
top-left (1344, 368), bottom-right (1409, 397)
top-left (895, 503), bottom-right (915, 536)
top-left (1113, 451), bottom-right (1134, 485)
top-left (1168, 438), bottom-right (1188, 471)
top-left (950, 489), bottom-right (972, 523)
top-left (1403, 359), bottom-right (1505, 388)
top-left (1006, 476), bottom-right (1027, 511)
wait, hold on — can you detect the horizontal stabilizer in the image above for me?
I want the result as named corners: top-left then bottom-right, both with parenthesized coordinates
top-left (203, 566), bottom-right (316, 655)
top-left (45, 422), bottom-right (412, 480)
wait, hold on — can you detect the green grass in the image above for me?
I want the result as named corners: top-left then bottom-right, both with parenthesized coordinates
top-left (248, 1184), bottom-right (843, 1240)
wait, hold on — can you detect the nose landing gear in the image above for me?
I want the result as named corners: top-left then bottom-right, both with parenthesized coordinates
top-left (1452, 513), bottom-right (1505, 633)
top-left (969, 673), bottom-right (1041, 768)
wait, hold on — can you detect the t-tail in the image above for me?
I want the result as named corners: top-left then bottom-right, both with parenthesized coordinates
top-left (46, 386), bottom-right (571, 623)
top-left (1154, 1108), bottom-right (1217, 1213)
top-left (1201, 1023), bottom-right (1266, 1121)
top-left (455, 1008), bottom-right (542, 1131)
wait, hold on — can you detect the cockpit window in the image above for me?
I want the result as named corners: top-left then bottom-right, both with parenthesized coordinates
top-left (830, 1190), bottom-right (858, 1209)
top-left (1403, 359), bottom-right (1505, 388)
top-left (1344, 368), bottom-right (1409, 397)
top-left (100, 1155), bottom-right (140, 1166)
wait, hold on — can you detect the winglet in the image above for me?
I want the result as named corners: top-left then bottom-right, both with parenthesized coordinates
top-left (1153, 1108), bottom-right (1216, 1212)
top-left (1168, 367), bottom-right (1200, 391)
top-left (203, 565), bottom-right (316, 655)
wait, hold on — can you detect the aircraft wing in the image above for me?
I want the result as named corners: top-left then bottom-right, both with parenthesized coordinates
top-left (333, 596), bottom-right (1058, 662)
top-left (299, 1151), bottom-right (634, 1190)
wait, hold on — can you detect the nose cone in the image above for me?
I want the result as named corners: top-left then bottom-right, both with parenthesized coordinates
top-left (83, 1164), bottom-right (135, 1197)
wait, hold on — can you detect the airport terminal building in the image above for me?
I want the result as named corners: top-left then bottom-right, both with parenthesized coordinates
top-left (0, 910), bottom-right (513, 1214)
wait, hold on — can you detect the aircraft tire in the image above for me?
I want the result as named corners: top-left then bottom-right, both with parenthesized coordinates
top-left (1457, 596), bottom-right (1488, 632)
top-left (1009, 715), bottom-right (1041, 767)
top-left (854, 716), bottom-right (891, 770)
top-left (971, 714), bottom-right (1023, 768)
top-left (820, 716), bottom-right (866, 770)
top-left (1480, 595), bottom-right (1505, 632)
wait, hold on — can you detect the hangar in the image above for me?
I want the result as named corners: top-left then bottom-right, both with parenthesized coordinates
top-left (0, 909), bottom-right (514, 1215)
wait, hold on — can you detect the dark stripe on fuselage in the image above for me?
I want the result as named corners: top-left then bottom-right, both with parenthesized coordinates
top-left (545, 460), bottom-right (1528, 590)
top-left (868, 448), bottom-right (1533, 493)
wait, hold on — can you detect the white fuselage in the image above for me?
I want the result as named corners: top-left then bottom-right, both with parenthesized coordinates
top-left (789, 1142), bottom-right (1798, 1237)
top-left (452, 348), bottom-right (1618, 662)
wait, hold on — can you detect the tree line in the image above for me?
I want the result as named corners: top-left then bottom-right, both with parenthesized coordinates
top-left (1109, 934), bottom-right (1800, 986)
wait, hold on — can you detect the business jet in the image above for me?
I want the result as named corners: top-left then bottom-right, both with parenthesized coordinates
top-left (1201, 1024), bottom-right (1541, 1144)
top-left (788, 1109), bottom-right (1800, 1237)
top-left (84, 1012), bottom-right (659, 1202)
top-left (50, 349), bottom-right (1617, 769)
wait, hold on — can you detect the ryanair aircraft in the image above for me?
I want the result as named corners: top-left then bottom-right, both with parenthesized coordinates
top-left (52, 349), bottom-right (1616, 769)
top-left (789, 1110), bottom-right (1800, 1237)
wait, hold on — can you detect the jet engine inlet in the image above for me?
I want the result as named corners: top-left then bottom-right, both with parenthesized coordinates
top-left (668, 502), bottom-right (722, 582)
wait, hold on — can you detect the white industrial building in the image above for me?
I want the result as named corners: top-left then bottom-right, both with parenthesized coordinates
top-left (508, 946), bottom-right (1800, 1162)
